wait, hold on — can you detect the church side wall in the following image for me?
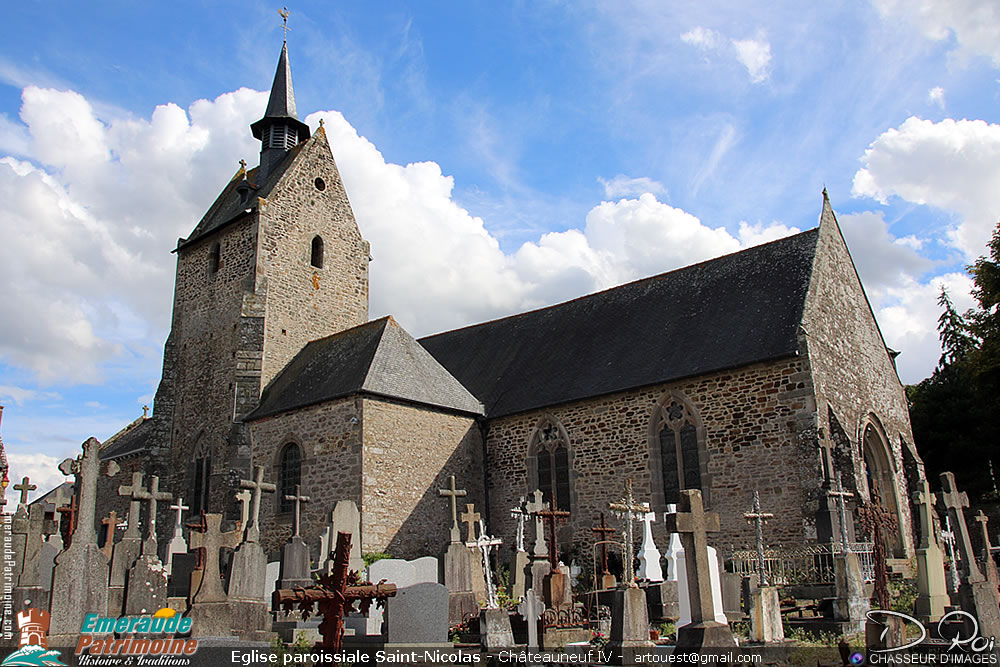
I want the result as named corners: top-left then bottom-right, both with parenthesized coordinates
top-left (361, 398), bottom-right (483, 560)
top-left (801, 215), bottom-right (917, 555)
top-left (249, 396), bottom-right (363, 559)
top-left (485, 358), bottom-right (822, 568)
top-left (258, 130), bottom-right (370, 390)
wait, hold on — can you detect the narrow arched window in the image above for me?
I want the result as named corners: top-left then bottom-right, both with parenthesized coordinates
top-left (310, 236), bottom-right (324, 269)
top-left (192, 441), bottom-right (212, 515)
top-left (527, 418), bottom-right (573, 512)
top-left (279, 443), bottom-right (302, 513)
top-left (651, 394), bottom-right (706, 507)
top-left (209, 242), bottom-right (221, 274)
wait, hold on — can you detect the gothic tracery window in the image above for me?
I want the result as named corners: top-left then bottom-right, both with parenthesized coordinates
top-left (279, 443), bottom-right (302, 513)
top-left (654, 396), bottom-right (704, 506)
top-left (527, 419), bottom-right (573, 512)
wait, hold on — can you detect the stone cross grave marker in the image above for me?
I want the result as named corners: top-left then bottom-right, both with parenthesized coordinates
top-left (134, 475), bottom-right (171, 556)
top-left (439, 475), bottom-right (467, 543)
top-left (911, 479), bottom-right (948, 622)
top-left (235, 489), bottom-right (251, 529)
top-left (239, 465), bottom-right (276, 543)
top-left (470, 519), bottom-right (503, 609)
top-left (525, 490), bottom-right (549, 558)
top-left (533, 505), bottom-right (570, 572)
top-left (609, 479), bottom-right (649, 586)
top-left (939, 472), bottom-right (983, 583)
top-left (14, 476), bottom-right (36, 505)
top-left (664, 488), bottom-right (736, 649)
top-left (743, 489), bottom-right (773, 586)
top-left (828, 472), bottom-right (854, 553)
top-left (166, 497), bottom-right (189, 576)
top-left (189, 513), bottom-right (242, 604)
top-left (460, 503), bottom-right (480, 543)
top-left (517, 589), bottom-right (542, 648)
top-left (49, 438), bottom-right (119, 640)
top-left (974, 511), bottom-right (994, 561)
top-left (284, 485), bottom-right (310, 538)
top-left (941, 514), bottom-right (960, 592)
top-left (100, 511), bottom-right (119, 560)
top-left (638, 511), bottom-right (663, 582)
top-left (118, 472), bottom-right (145, 540)
top-left (592, 512), bottom-right (617, 589)
top-left (511, 496), bottom-right (528, 552)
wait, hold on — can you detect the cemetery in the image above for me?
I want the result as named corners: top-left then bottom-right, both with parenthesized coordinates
top-left (5, 432), bottom-right (1000, 664)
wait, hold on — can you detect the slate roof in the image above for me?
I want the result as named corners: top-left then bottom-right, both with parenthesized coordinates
top-left (419, 228), bottom-right (821, 418)
top-left (247, 316), bottom-right (484, 421)
top-left (176, 142), bottom-right (306, 251)
top-left (99, 415), bottom-right (154, 460)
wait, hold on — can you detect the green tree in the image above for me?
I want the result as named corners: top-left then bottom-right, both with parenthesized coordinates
top-left (909, 221), bottom-right (1000, 502)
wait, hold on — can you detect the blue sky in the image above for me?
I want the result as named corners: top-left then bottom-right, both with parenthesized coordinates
top-left (2, 1), bottom-right (999, 500)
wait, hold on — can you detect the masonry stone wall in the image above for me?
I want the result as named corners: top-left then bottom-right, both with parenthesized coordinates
top-left (485, 358), bottom-right (820, 569)
top-left (166, 215), bottom-right (262, 521)
top-left (249, 396), bottom-right (363, 559)
top-left (361, 398), bottom-right (483, 560)
top-left (801, 209), bottom-right (919, 556)
top-left (95, 454), bottom-right (146, 549)
top-left (257, 127), bottom-right (370, 390)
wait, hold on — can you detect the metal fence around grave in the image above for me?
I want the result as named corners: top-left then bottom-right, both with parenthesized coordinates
top-left (728, 543), bottom-right (875, 585)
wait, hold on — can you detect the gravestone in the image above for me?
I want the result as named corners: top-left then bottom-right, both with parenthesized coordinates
top-left (941, 514), bottom-right (961, 594)
top-left (461, 504), bottom-right (488, 603)
top-left (665, 508), bottom-right (726, 626)
top-left (912, 479), bottom-right (949, 623)
top-left (510, 498), bottom-right (530, 599)
top-left (48, 438), bottom-right (120, 644)
top-left (940, 472), bottom-right (1000, 653)
top-left (384, 582), bottom-right (450, 647)
top-left (124, 475), bottom-right (171, 616)
top-left (354, 556), bottom-right (439, 637)
top-left (99, 511), bottom-right (119, 561)
top-left (13, 503), bottom-right (48, 613)
top-left (277, 485), bottom-right (313, 589)
top-left (637, 511), bottom-right (663, 582)
top-left (525, 490), bottom-right (551, 602)
top-left (440, 476), bottom-right (477, 625)
top-left (188, 513), bottom-right (241, 638)
top-left (109, 471), bottom-right (146, 615)
top-left (607, 587), bottom-right (654, 660)
top-left (320, 500), bottom-right (363, 574)
top-left (609, 479), bottom-right (649, 587)
top-left (10, 506), bottom-right (27, 587)
top-left (592, 513), bottom-right (618, 590)
top-left (230, 467), bottom-right (276, 641)
top-left (743, 490), bottom-right (782, 642)
top-left (165, 497), bottom-right (189, 577)
top-left (829, 473), bottom-right (868, 633)
top-left (664, 488), bottom-right (737, 650)
top-left (533, 505), bottom-right (571, 609)
top-left (973, 511), bottom-right (1000, 594)
top-left (517, 589), bottom-right (542, 649)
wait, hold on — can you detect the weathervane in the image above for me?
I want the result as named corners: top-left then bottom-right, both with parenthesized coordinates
top-left (279, 7), bottom-right (290, 42)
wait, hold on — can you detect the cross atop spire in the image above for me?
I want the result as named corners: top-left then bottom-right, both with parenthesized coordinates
top-left (279, 7), bottom-right (290, 43)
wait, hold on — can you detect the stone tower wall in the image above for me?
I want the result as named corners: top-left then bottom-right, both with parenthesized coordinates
top-left (257, 128), bottom-right (370, 390)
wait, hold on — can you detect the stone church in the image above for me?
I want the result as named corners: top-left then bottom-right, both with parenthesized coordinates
top-left (95, 41), bottom-right (923, 570)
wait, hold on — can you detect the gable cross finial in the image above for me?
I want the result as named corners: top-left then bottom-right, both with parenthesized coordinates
top-left (279, 7), bottom-right (290, 42)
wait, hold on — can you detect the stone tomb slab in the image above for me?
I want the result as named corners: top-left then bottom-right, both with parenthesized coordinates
top-left (385, 582), bottom-right (450, 647)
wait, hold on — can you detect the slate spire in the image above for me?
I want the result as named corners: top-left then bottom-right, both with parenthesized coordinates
top-left (251, 41), bottom-right (311, 179)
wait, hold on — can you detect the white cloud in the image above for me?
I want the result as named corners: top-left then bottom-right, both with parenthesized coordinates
top-left (679, 27), bottom-right (772, 84)
top-left (737, 221), bottom-right (802, 247)
top-left (732, 37), bottom-right (773, 83)
top-left (0, 84), bottom-right (802, 386)
top-left (681, 27), bottom-right (723, 50)
top-left (852, 116), bottom-right (1000, 258)
top-left (873, 0), bottom-right (1000, 68)
top-left (928, 86), bottom-right (946, 108)
top-left (0, 386), bottom-right (60, 406)
top-left (2, 452), bottom-right (71, 505)
top-left (598, 174), bottom-right (667, 198)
